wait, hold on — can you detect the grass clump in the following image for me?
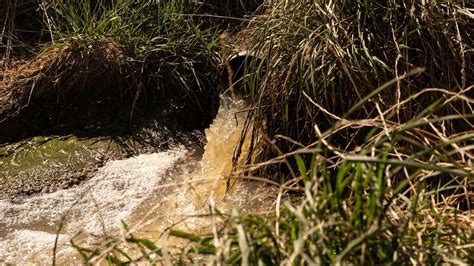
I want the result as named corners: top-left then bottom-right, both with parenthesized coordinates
top-left (210, 84), bottom-right (473, 264)
top-left (237, 0), bottom-right (473, 168)
top-left (1, 0), bottom-right (222, 142)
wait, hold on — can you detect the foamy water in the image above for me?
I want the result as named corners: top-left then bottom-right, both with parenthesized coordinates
top-left (0, 97), bottom-right (257, 264)
top-left (0, 149), bottom-right (185, 264)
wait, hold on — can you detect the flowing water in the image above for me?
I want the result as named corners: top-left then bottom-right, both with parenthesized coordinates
top-left (0, 97), bottom-right (271, 264)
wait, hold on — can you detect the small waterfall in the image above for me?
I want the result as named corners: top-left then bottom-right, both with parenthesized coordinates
top-left (0, 96), bottom-right (255, 264)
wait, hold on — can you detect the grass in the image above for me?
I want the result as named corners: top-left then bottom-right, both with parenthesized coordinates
top-left (0, 0), bottom-right (46, 57)
top-left (1, 0), bottom-right (223, 143)
top-left (234, 0), bottom-right (473, 172)
top-left (215, 82), bottom-right (473, 264)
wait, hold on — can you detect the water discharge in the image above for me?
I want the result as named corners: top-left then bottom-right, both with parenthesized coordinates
top-left (0, 97), bottom-right (265, 264)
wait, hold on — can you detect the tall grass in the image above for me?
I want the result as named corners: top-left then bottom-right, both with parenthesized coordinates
top-left (235, 0), bottom-right (473, 171)
top-left (212, 82), bottom-right (473, 264)
top-left (0, 0), bottom-right (46, 57)
top-left (1, 0), bottom-right (223, 142)
top-left (42, 0), bottom-right (223, 113)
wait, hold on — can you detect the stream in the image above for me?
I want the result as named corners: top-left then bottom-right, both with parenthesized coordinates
top-left (0, 96), bottom-right (271, 264)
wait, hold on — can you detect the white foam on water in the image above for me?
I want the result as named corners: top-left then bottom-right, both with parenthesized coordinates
top-left (0, 230), bottom-right (74, 264)
top-left (0, 97), bottom-right (255, 264)
top-left (0, 148), bottom-right (186, 264)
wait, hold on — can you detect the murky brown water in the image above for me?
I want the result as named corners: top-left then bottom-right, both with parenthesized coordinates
top-left (0, 97), bottom-right (267, 264)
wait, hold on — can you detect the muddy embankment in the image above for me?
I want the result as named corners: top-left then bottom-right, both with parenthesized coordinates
top-left (0, 44), bottom-right (220, 142)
